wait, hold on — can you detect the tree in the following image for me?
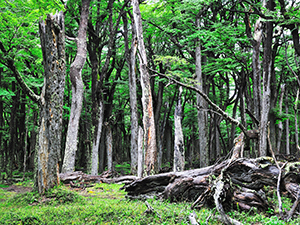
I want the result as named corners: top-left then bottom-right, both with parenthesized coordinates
top-left (173, 86), bottom-right (185, 172)
top-left (132, 0), bottom-right (157, 175)
top-left (123, 9), bottom-right (139, 175)
top-left (62, 0), bottom-right (91, 173)
top-left (36, 12), bottom-right (66, 193)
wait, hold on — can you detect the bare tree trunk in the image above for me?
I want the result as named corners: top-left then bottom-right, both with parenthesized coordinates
top-left (22, 105), bottom-right (30, 180)
top-left (277, 84), bottom-right (285, 153)
top-left (173, 87), bottom-right (185, 172)
top-left (99, 128), bottom-right (105, 173)
top-left (259, 0), bottom-right (274, 156)
top-left (36, 12), bottom-right (66, 193)
top-left (123, 11), bottom-right (138, 175)
top-left (8, 82), bottom-right (17, 178)
top-left (155, 81), bottom-right (164, 171)
top-left (106, 124), bottom-right (113, 171)
top-left (62, 0), bottom-right (90, 173)
top-left (137, 126), bottom-right (144, 178)
top-left (166, 122), bottom-right (172, 164)
top-left (295, 89), bottom-right (299, 150)
top-left (195, 18), bottom-right (208, 168)
top-left (91, 100), bottom-right (104, 175)
top-left (286, 94), bottom-right (290, 155)
top-left (132, 0), bottom-right (157, 175)
top-left (252, 18), bottom-right (262, 124)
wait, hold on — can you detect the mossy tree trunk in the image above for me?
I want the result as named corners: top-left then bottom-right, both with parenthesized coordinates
top-left (36, 12), bottom-right (66, 194)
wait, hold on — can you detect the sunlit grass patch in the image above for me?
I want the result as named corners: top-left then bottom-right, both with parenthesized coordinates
top-left (84, 182), bottom-right (126, 199)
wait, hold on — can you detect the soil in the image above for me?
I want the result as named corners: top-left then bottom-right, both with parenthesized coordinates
top-left (0, 185), bottom-right (33, 193)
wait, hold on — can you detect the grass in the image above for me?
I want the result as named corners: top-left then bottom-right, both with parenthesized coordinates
top-left (1, 181), bottom-right (300, 224)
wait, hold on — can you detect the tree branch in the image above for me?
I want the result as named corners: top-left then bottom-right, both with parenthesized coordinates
top-left (148, 67), bottom-right (249, 137)
top-left (0, 41), bottom-right (40, 103)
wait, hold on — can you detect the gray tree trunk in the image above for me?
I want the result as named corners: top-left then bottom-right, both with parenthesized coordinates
top-left (285, 94), bottom-right (290, 155)
top-left (252, 18), bottom-right (262, 124)
top-left (137, 126), bottom-right (144, 178)
top-left (62, 0), bottom-right (90, 173)
top-left (173, 87), bottom-right (185, 172)
top-left (295, 89), bottom-right (299, 150)
top-left (132, 0), bottom-right (157, 175)
top-left (166, 122), bottom-right (172, 164)
top-left (259, 0), bottom-right (273, 156)
top-left (36, 12), bottom-right (66, 194)
top-left (277, 84), bottom-right (285, 153)
top-left (123, 11), bottom-right (138, 175)
top-left (155, 81), bottom-right (165, 171)
top-left (195, 18), bottom-right (208, 168)
top-left (90, 100), bottom-right (104, 175)
top-left (106, 124), bottom-right (113, 171)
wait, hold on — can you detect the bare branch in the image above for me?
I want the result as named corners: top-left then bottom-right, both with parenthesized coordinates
top-left (148, 67), bottom-right (249, 137)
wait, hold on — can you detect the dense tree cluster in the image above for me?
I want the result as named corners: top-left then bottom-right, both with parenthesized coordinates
top-left (0, 0), bottom-right (300, 193)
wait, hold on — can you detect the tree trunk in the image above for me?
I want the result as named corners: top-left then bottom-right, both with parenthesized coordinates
top-left (277, 84), bottom-right (285, 153)
top-left (259, 0), bottom-right (274, 156)
top-left (133, 0), bottom-right (157, 175)
top-left (106, 124), bottom-right (113, 171)
top-left (29, 111), bottom-right (38, 170)
top-left (174, 87), bottom-right (185, 172)
top-left (36, 12), bottom-right (66, 194)
top-left (123, 12), bottom-right (138, 175)
top-left (195, 18), bottom-right (208, 168)
top-left (137, 126), bottom-right (144, 178)
top-left (62, 0), bottom-right (90, 173)
top-left (285, 94), bottom-right (290, 155)
top-left (294, 89), bottom-right (299, 150)
top-left (91, 100), bottom-right (104, 175)
top-left (22, 105), bottom-right (30, 180)
top-left (8, 82), bottom-right (17, 178)
top-left (166, 121), bottom-right (172, 164)
top-left (252, 18), bottom-right (262, 124)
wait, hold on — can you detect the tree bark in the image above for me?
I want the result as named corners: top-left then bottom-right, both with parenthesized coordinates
top-left (259, 0), bottom-right (274, 156)
top-left (195, 17), bottom-right (208, 168)
top-left (277, 84), bottom-right (285, 153)
top-left (123, 11), bottom-right (139, 175)
top-left (36, 12), bottom-right (66, 194)
top-left (132, 0), bottom-right (157, 175)
top-left (174, 87), bottom-right (185, 172)
top-left (285, 94), bottom-right (290, 155)
top-left (90, 100), bottom-right (104, 175)
top-left (8, 82), bottom-right (18, 178)
top-left (137, 126), bottom-right (144, 178)
top-left (62, 0), bottom-right (91, 173)
top-left (295, 89), bottom-right (299, 151)
top-left (252, 18), bottom-right (262, 124)
top-left (106, 124), bottom-right (113, 171)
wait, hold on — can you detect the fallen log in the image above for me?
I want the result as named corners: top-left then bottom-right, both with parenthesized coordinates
top-left (59, 171), bottom-right (137, 185)
top-left (123, 157), bottom-right (300, 220)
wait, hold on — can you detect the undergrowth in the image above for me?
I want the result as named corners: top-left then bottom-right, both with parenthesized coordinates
top-left (1, 181), bottom-right (300, 224)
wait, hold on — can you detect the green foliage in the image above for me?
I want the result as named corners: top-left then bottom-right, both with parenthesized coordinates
top-left (115, 162), bottom-right (131, 175)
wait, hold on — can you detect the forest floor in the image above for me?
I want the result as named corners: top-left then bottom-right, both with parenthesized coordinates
top-left (0, 176), bottom-right (300, 224)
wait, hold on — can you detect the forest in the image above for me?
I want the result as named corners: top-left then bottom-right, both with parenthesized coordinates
top-left (1, 0), bottom-right (300, 224)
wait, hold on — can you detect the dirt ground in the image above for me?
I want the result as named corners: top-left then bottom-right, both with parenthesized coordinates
top-left (0, 185), bottom-right (33, 193)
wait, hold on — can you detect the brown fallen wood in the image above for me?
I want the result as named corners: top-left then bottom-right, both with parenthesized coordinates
top-left (123, 157), bottom-right (300, 220)
top-left (59, 171), bottom-right (138, 185)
